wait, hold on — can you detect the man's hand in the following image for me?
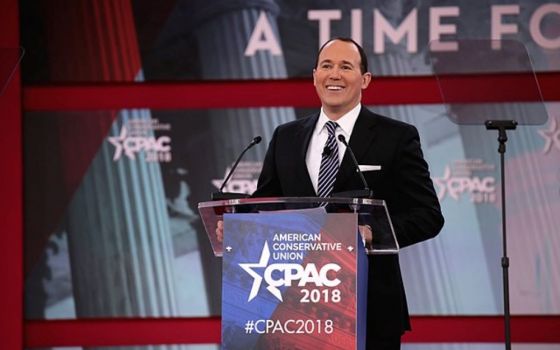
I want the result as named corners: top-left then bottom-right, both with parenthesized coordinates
top-left (216, 220), bottom-right (224, 242)
top-left (358, 224), bottom-right (373, 249)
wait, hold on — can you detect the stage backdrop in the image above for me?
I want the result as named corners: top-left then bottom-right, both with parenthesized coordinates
top-left (21, 0), bottom-right (560, 321)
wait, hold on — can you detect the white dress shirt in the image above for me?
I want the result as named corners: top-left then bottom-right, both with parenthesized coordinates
top-left (305, 103), bottom-right (362, 194)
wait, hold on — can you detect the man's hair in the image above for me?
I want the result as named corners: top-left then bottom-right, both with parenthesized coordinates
top-left (314, 37), bottom-right (369, 74)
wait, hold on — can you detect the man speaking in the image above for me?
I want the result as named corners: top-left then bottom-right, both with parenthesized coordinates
top-left (252, 37), bottom-right (444, 349)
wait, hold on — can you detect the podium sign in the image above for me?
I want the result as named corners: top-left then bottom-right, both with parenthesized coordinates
top-left (221, 210), bottom-right (367, 349)
top-left (198, 197), bottom-right (398, 349)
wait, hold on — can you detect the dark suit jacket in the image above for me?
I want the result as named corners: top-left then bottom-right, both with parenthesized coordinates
top-left (253, 106), bottom-right (444, 337)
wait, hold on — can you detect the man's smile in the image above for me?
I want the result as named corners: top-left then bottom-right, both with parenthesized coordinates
top-left (326, 85), bottom-right (344, 91)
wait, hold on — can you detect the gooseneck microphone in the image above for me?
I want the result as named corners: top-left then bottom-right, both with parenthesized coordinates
top-left (322, 145), bottom-right (332, 157)
top-left (212, 136), bottom-right (262, 200)
top-left (334, 134), bottom-right (373, 198)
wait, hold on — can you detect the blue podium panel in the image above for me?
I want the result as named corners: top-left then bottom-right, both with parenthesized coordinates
top-left (222, 210), bottom-right (368, 350)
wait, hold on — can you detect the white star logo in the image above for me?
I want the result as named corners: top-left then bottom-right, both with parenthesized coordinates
top-left (239, 241), bottom-right (283, 302)
top-left (538, 117), bottom-right (560, 154)
top-left (108, 126), bottom-right (131, 160)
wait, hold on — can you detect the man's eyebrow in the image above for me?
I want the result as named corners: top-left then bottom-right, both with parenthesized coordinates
top-left (318, 59), bottom-right (355, 66)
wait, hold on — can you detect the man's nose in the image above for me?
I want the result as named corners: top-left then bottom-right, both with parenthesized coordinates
top-left (328, 67), bottom-right (342, 79)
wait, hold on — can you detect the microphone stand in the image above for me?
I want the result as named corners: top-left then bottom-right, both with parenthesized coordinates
top-left (212, 136), bottom-right (261, 200)
top-left (333, 135), bottom-right (373, 199)
top-left (485, 119), bottom-right (517, 350)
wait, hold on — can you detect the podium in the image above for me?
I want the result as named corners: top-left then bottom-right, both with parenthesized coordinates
top-left (198, 197), bottom-right (398, 349)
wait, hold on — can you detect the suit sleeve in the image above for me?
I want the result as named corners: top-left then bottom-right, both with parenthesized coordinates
top-left (389, 125), bottom-right (444, 248)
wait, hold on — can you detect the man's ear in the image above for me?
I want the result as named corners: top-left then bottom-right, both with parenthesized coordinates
top-left (362, 72), bottom-right (372, 89)
top-left (312, 68), bottom-right (317, 86)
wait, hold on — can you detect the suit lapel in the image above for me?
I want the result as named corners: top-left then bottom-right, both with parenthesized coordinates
top-left (296, 114), bottom-right (318, 195)
top-left (333, 108), bottom-right (378, 192)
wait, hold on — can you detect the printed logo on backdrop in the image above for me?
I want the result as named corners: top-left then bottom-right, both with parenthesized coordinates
top-left (433, 159), bottom-right (497, 203)
top-left (212, 161), bottom-right (262, 194)
top-left (108, 118), bottom-right (172, 163)
top-left (538, 117), bottom-right (560, 154)
top-left (239, 233), bottom-right (343, 303)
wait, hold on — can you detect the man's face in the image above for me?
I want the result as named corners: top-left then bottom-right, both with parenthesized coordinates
top-left (313, 40), bottom-right (371, 119)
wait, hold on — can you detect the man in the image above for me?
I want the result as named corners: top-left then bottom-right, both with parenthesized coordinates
top-left (252, 37), bottom-right (444, 349)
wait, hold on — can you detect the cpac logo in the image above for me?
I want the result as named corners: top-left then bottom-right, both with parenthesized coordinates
top-left (433, 166), bottom-right (496, 203)
top-left (108, 126), bottom-right (171, 161)
top-left (212, 162), bottom-right (260, 194)
top-left (212, 171), bottom-right (257, 193)
top-left (239, 242), bottom-right (341, 302)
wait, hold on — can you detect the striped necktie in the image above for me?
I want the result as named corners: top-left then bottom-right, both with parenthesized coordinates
top-left (317, 121), bottom-right (339, 197)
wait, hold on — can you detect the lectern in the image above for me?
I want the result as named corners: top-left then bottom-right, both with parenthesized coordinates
top-left (198, 197), bottom-right (398, 350)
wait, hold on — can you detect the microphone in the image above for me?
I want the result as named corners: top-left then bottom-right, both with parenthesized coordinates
top-left (212, 136), bottom-right (262, 200)
top-left (322, 145), bottom-right (332, 157)
top-left (333, 134), bottom-right (373, 198)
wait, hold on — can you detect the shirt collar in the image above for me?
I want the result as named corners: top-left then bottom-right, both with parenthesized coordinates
top-left (316, 103), bottom-right (362, 137)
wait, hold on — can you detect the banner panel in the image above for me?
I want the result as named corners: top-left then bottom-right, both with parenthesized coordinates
top-left (23, 103), bottom-right (560, 319)
top-left (222, 212), bottom-right (363, 349)
top-left (20, 0), bottom-right (560, 83)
